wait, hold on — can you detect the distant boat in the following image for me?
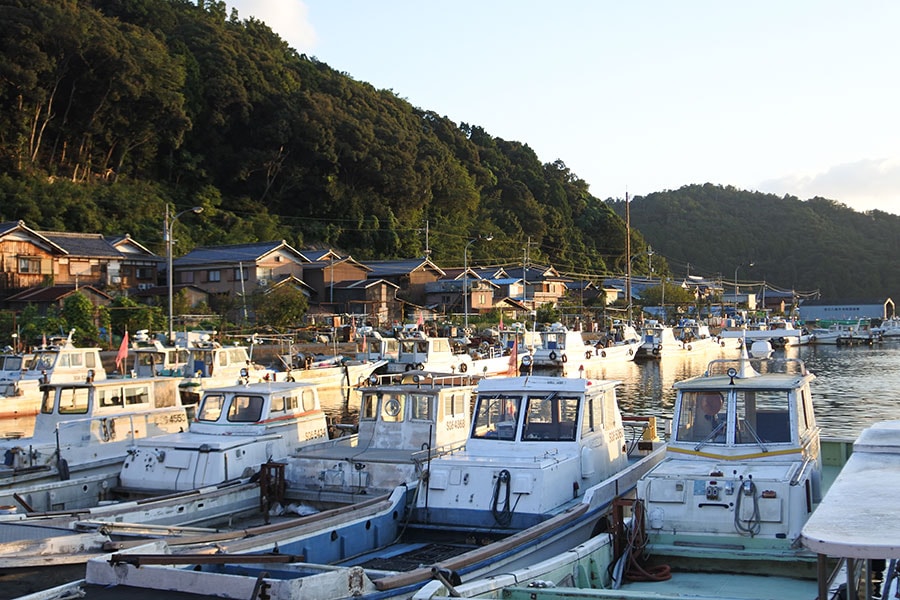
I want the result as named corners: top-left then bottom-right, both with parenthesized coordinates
top-left (636, 320), bottom-right (727, 359)
top-left (523, 322), bottom-right (641, 377)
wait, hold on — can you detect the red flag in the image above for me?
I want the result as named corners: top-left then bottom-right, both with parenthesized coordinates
top-left (417, 311), bottom-right (424, 327)
top-left (507, 340), bottom-right (518, 376)
top-left (115, 331), bottom-right (129, 371)
top-left (361, 334), bottom-right (367, 354)
top-left (499, 312), bottom-right (504, 330)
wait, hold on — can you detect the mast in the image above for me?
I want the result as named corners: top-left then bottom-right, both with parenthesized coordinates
top-left (626, 191), bottom-right (632, 325)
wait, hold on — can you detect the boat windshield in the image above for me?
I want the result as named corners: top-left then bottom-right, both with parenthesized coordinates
top-left (735, 390), bottom-right (792, 444)
top-left (227, 395), bottom-right (264, 423)
top-left (29, 352), bottom-right (57, 371)
top-left (472, 394), bottom-right (521, 440)
top-left (677, 391), bottom-right (728, 444)
top-left (522, 393), bottom-right (579, 441)
top-left (197, 393), bottom-right (225, 421)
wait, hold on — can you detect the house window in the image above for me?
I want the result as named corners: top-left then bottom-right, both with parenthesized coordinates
top-left (136, 267), bottom-right (153, 279)
top-left (18, 257), bottom-right (41, 273)
top-left (208, 269), bottom-right (221, 282)
top-left (234, 266), bottom-right (248, 281)
top-left (179, 271), bottom-right (194, 284)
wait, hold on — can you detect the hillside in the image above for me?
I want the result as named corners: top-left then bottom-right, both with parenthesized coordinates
top-left (610, 184), bottom-right (900, 299)
top-left (0, 1), bottom-right (897, 299)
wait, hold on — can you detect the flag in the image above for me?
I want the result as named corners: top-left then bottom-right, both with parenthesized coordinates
top-left (361, 334), bottom-right (367, 354)
top-left (115, 331), bottom-right (129, 372)
top-left (499, 312), bottom-right (504, 330)
top-left (507, 340), bottom-right (518, 376)
top-left (42, 333), bottom-right (47, 348)
top-left (417, 311), bottom-right (424, 327)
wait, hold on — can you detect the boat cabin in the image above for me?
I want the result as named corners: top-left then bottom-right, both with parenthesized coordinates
top-left (287, 372), bottom-right (477, 497)
top-left (119, 380), bottom-right (329, 492)
top-left (419, 376), bottom-right (631, 530)
top-left (638, 350), bottom-right (822, 549)
top-left (384, 335), bottom-right (473, 374)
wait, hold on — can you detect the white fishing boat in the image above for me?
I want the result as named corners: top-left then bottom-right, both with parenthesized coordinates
top-left (383, 333), bottom-right (513, 377)
top-left (523, 322), bottom-right (641, 377)
top-left (32, 375), bottom-right (665, 600)
top-left (285, 371), bottom-right (478, 502)
top-left (176, 333), bottom-right (280, 405)
top-left (0, 375), bottom-right (189, 513)
top-left (0, 331), bottom-right (107, 425)
top-left (118, 379), bottom-right (330, 495)
top-left (809, 319), bottom-right (881, 346)
top-left (281, 351), bottom-right (387, 389)
top-left (636, 320), bottom-right (727, 359)
top-left (720, 317), bottom-right (811, 347)
top-left (415, 347), bottom-right (851, 600)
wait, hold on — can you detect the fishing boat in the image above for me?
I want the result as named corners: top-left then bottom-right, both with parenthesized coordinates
top-left (117, 378), bottom-right (330, 496)
top-left (636, 320), bottom-right (727, 359)
top-left (415, 346), bottom-right (850, 600)
top-left (522, 322), bottom-right (641, 377)
top-left (720, 317), bottom-right (811, 347)
top-left (0, 374), bottom-right (189, 513)
top-left (0, 331), bottom-right (107, 425)
top-left (176, 333), bottom-right (280, 405)
top-left (384, 332), bottom-right (513, 377)
top-left (285, 371), bottom-right (478, 503)
top-left (31, 375), bottom-right (665, 600)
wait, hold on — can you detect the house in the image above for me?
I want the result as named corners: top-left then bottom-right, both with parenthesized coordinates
top-left (503, 265), bottom-right (570, 308)
top-left (104, 234), bottom-right (160, 292)
top-left (5, 284), bottom-right (112, 315)
top-left (171, 240), bottom-right (309, 298)
top-left (425, 268), bottom-right (501, 317)
top-left (364, 258), bottom-right (446, 306)
top-left (0, 220), bottom-right (63, 294)
top-left (330, 279), bottom-right (402, 326)
top-left (300, 256), bottom-right (371, 310)
top-left (798, 298), bottom-right (895, 323)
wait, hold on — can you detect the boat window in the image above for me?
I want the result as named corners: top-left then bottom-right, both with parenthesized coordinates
top-left (3, 356), bottom-right (22, 371)
top-left (228, 395), bottom-right (264, 422)
top-left (736, 390), bottom-right (792, 444)
top-left (360, 393), bottom-right (379, 420)
top-left (300, 389), bottom-right (315, 412)
top-left (219, 351), bottom-right (229, 367)
top-left (98, 388), bottom-right (125, 408)
top-left (40, 390), bottom-right (55, 414)
top-left (472, 394), bottom-right (520, 440)
top-left (399, 340), bottom-right (419, 354)
top-left (409, 393), bottom-right (432, 421)
top-left (58, 387), bottom-right (90, 414)
top-left (523, 394), bottom-right (578, 441)
top-left (443, 392), bottom-right (464, 418)
top-left (381, 393), bottom-right (405, 422)
top-left (124, 385), bottom-right (150, 405)
top-left (677, 391), bottom-right (727, 443)
top-left (30, 353), bottom-right (56, 371)
top-left (85, 352), bottom-right (97, 369)
top-left (197, 394), bottom-right (226, 421)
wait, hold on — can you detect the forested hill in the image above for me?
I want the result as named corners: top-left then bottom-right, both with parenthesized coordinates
top-left (610, 184), bottom-right (900, 299)
top-left (0, 0), bottom-right (632, 277)
top-left (1, 2), bottom-right (896, 300)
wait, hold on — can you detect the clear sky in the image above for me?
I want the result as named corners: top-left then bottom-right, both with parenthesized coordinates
top-left (229, 1), bottom-right (900, 216)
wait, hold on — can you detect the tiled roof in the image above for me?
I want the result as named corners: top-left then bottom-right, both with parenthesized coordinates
top-left (36, 231), bottom-right (122, 258)
top-left (364, 258), bottom-right (446, 277)
top-left (175, 240), bottom-right (305, 266)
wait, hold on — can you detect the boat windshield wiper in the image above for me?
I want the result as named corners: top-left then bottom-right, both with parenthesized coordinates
top-left (694, 420), bottom-right (726, 451)
top-left (739, 419), bottom-right (769, 453)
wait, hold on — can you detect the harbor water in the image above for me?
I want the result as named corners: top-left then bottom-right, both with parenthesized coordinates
top-left (316, 340), bottom-right (900, 441)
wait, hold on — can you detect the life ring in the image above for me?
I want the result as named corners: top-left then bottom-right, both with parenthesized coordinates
top-left (459, 363), bottom-right (468, 373)
top-left (686, 344), bottom-right (692, 351)
top-left (405, 363), bottom-right (414, 371)
top-left (416, 363), bottom-right (425, 370)
top-left (652, 347), bottom-right (660, 356)
top-left (561, 353), bottom-right (568, 363)
top-left (549, 351), bottom-right (557, 361)
top-left (586, 350), bottom-right (593, 359)
top-left (601, 350), bottom-right (607, 358)
top-left (628, 348), bottom-right (634, 356)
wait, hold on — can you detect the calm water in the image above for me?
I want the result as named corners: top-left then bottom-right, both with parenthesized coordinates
top-left (317, 340), bottom-right (900, 441)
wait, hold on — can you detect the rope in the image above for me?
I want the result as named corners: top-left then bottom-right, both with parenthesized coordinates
top-left (612, 499), bottom-right (671, 588)
top-left (491, 469), bottom-right (513, 527)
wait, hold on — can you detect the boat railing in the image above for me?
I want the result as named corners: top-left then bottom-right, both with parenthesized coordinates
top-left (704, 355), bottom-right (809, 377)
top-left (409, 439), bottom-right (468, 466)
top-left (53, 405), bottom-right (187, 445)
top-left (360, 371), bottom-right (481, 389)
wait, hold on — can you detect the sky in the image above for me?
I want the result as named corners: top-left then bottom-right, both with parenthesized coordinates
top-left (229, 1), bottom-right (900, 216)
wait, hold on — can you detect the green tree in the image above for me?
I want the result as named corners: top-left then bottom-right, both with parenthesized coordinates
top-left (253, 286), bottom-right (308, 330)
top-left (62, 292), bottom-right (99, 344)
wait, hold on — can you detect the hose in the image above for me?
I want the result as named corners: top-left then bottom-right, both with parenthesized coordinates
top-left (734, 479), bottom-right (761, 536)
top-left (491, 469), bottom-right (513, 527)
top-left (611, 499), bottom-right (671, 588)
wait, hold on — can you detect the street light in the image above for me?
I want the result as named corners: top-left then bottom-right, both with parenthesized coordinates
top-left (463, 234), bottom-right (493, 332)
top-left (166, 205), bottom-right (203, 344)
top-left (734, 261), bottom-right (754, 310)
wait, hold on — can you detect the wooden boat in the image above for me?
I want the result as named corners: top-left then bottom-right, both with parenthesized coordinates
top-left (523, 322), bottom-right (641, 376)
top-left (0, 375), bottom-right (188, 513)
top-left (24, 375), bottom-right (665, 600)
top-left (415, 347), bottom-right (854, 600)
